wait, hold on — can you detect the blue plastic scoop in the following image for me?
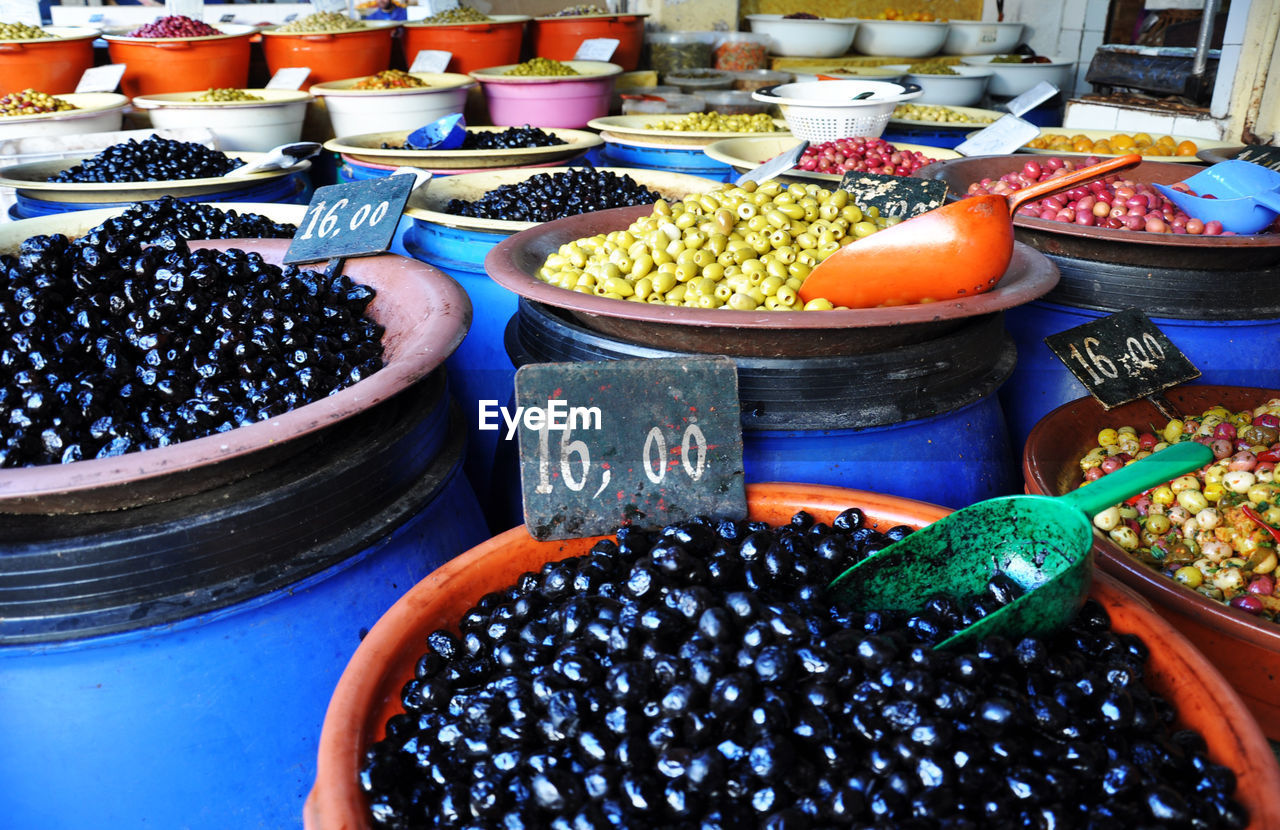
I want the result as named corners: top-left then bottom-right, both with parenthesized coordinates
top-left (1153, 159), bottom-right (1280, 234)
top-left (404, 113), bottom-right (468, 151)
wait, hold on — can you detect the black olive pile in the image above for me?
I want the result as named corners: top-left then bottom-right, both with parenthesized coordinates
top-left (361, 510), bottom-right (1248, 829)
top-left (382, 126), bottom-right (568, 152)
top-left (48, 136), bottom-right (242, 184)
top-left (93, 196), bottom-right (298, 241)
top-left (443, 169), bottom-right (664, 223)
top-left (0, 206), bottom-right (383, 467)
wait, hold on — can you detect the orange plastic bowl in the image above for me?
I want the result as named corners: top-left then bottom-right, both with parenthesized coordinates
top-left (305, 482), bottom-right (1280, 830)
top-left (1023, 384), bottom-right (1280, 739)
top-left (104, 25), bottom-right (257, 98)
top-left (527, 13), bottom-right (646, 71)
top-left (401, 15), bottom-right (528, 75)
top-left (261, 22), bottom-right (400, 88)
top-left (0, 27), bottom-right (97, 96)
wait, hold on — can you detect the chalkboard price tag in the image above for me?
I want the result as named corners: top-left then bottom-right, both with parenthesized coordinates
top-left (736, 140), bottom-right (808, 186)
top-left (266, 67), bottom-right (311, 90)
top-left (575, 37), bottom-right (619, 61)
top-left (284, 175), bottom-right (415, 265)
top-left (1235, 145), bottom-right (1280, 172)
top-left (955, 114), bottom-right (1039, 157)
top-left (76, 64), bottom-right (127, 94)
top-left (838, 170), bottom-right (948, 220)
top-left (220, 13), bottom-right (236, 23)
top-left (1043, 309), bottom-right (1201, 410)
top-left (513, 357), bottom-right (747, 541)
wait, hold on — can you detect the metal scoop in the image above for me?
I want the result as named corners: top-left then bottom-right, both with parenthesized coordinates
top-left (828, 441), bottom-right (1213, 649)
top-left (1153, 159), bottom-right (1280, 235)
top-left (230, 142), bottom-right (322, 176)
top-left (799, 153), bottom-right (1143, 308)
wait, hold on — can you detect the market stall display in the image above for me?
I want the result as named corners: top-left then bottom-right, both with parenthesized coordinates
top-left (103, 22), bottom-right (258, 98)
top-left (306, 482), bottom-right (1280, 830)
top-left (401, 15), bottom-right (529, 75)
top-left (309, 72), bottom-right (475, 137)
top-left (129, 90), bottom-right (310, 152)
top-left (470, 60), bottom-right (621, 128)
top-left (0, 26), bottom-right (99, 96)
top-left (1024, 387), bottom-right (1280, 740)
top-left (261, 19), bottom-right (401, 88)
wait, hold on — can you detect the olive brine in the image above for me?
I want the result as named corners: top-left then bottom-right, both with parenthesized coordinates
top-left (362, 509), bottom-right (1246, 829)
top-left (0, 198), bottom-right (383, 467)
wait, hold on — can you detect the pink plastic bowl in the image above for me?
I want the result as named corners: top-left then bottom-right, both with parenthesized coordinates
top-left (470, 60), bottom-right (620, 128)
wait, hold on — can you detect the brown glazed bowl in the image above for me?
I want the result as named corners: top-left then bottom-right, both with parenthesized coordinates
top-left (306, 482), bottom-right (1280, 830)
top-left (0, 238), bottom-right (470, 514)
top-left (1023, 384), bottom-right (1280, 738)
top-left (484, 203), bottom-right (1059, 358)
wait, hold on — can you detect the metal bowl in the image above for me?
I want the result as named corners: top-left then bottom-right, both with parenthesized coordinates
top-left (485, 203), bottom-right (1058, 357)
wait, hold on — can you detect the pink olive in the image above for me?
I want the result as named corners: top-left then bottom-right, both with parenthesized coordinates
top-left (1230, 595), bottom-right (1265, 615)
top-left (1211, 438), bottom-right (1233, 459)
top-left (1248, 575), bottom-right (1276, 596)
top-left (1100, 456), bottom-right (1124, 474)
top-left (1214, 422), bottom-right (1237, 442)
top-left (1084, 466), bottom-right (1105, 481)
top-left (1256, 414), bottom-right (1280, 429)
top-left (1229, 450), bottom-right (1257, 472)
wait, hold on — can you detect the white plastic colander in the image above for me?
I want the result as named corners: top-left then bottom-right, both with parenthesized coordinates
top-left (751, 79), bottom-right (922, 142)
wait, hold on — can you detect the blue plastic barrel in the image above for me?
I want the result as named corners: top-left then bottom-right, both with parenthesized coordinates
top-left (1002, 299), bottom-right (1280, 449)
top-left (403, 220), bottom-right (517, 518)
top-left (600, 139), bottom-right (737, 182)
top-left (500, 300), bottom-right (1019, 525)
top-left (10, 171), bottom-right (312, 220)
top-left (0, 377), bottom-right (487, 830)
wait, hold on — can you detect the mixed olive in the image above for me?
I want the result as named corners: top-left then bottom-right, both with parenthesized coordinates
top-left (797, 137), bottom-right (938, 177)
top-left (0, 89), bottom-right (76, 117)
top-left (1078, 401), bottom-right (1280, 620)
top-left (420, 6), bottom-right (492, 24)
top-left (48, 136), bottom-right (242, 184)
top-left (535, 180), bottom-right (899, 311)
top-left (0, 198), bottom-right (382, 467)
top-left (361, 508), bottom-right (1247, 829)
top-left (354, 70), bottom-right (430, 90)
top-left (443, 169), bottom-right (663, 224)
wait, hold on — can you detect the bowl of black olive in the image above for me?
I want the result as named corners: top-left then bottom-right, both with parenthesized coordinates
top-left (307, 481), bottom-right (1280, 830)
top-left (0, 222), bottom-right (470, 514)
top-left (324, 125), bottom-right (604, 170)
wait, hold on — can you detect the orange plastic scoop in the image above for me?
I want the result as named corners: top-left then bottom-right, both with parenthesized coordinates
top-left (799, 153), bottom-right (1143, 308)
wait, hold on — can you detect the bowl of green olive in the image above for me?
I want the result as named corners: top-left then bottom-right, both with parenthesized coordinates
top-left (131, 88), bottom-right (312, 152)
top-left (470, 59), bottom-right (622, 128)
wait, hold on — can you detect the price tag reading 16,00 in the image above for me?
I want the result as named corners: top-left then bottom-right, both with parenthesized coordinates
top-left (514, 357), bottom-right (747, 541)
top-left (283, 175), bottom-right (416, 265)
top-left (1043, 308), bottom-right (1201, 409)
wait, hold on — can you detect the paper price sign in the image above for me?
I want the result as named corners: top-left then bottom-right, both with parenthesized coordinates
top-left (266, 67), bottom-right (312, 90)
top-left (284, 175), bottom-right (415, 265)
top-left (313, 0), bottom-right (349, 16)
top-left (514, 357), bottom-right (746, 540)
top-left (955, 114), bottom-right (1039, 157)
top-left (426, 0), bottom-right (460, 12)
top-left (575, 38), bottom-right (619, 61)
top-left (1004, 81), bottom-right (1060, 118)
top-left (410, 50), bottom-right (452, 74)
top-left (1043, 309), bottom-right (1200, 410)
top-left (0, 0), bottom-right (41, 26)
top-left (76, 64), bottom-right (127, 94)
top-left (165, 0), bottom-right (204, 23)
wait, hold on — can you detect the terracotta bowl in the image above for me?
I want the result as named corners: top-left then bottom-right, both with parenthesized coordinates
top-left (0, 239), bottom-right (470, 514)
top-left (306, 481), bottom-right (1280, 830)
top-left (484, 203), bottom-right (1059, 357)
top-left (916, 155), bottom-right (1280, 271)
top-left (1023, 384), bottom-right (1280, 739)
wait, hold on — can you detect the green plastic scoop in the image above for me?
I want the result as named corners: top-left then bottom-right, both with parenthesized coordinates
top-left (828, 441), bottom-right (1213, 649)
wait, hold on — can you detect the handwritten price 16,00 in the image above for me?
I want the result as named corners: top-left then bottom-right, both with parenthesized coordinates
top-left (533, 422), bottom-right (710, 500)
top-left (297, 198), bottom-right (392, 241)
top-left (1065, 331), bottom-right (1165, 384)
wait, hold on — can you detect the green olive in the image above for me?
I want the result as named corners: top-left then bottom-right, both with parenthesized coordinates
top-left (0, 21), bottom-right (53, 40)
top-left (643, 111), bottom-right (782, 133)
top-left (193, 88), bottom-right (264, 103)
top-left (422, 7), bottom-right (491, 24)
top-left (273, 12), bottom-right (366, 34)
top-left (503, 57), bottom-right (580, 76)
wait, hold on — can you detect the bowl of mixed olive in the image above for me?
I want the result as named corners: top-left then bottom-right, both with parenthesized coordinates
top-left (310, 71), bottom-right (476, 138)
top-left (131, 88), bottom-right (312, 152)
top-left (0, 91), bottom-right (129, 140)
top-left (1024, 385), bottom-right (1280, 740)
top-left (880, 61), bottom-right (993, 106)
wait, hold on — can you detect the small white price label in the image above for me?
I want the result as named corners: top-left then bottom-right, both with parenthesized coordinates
top-left (955, 114), bottom-right (1040, 157)
top-left (574, 37), bottom-right (619, 61)
top-left (410, 50), bottom-right (452, 74)
top-left (165, 0), bottom-right (204, 22)
top-left (266, 67), bottom-right (312, 90)
top-left (0, 0), bottom-right (41, 26)
top-left (426, 0), bottom-right (460, 11)
top-left (76, 64), bottom-right (127, 94)
top-left (312, 0), bottom-right (349, 14)
top-left (1005, 81), bottom-right (1060, 117)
